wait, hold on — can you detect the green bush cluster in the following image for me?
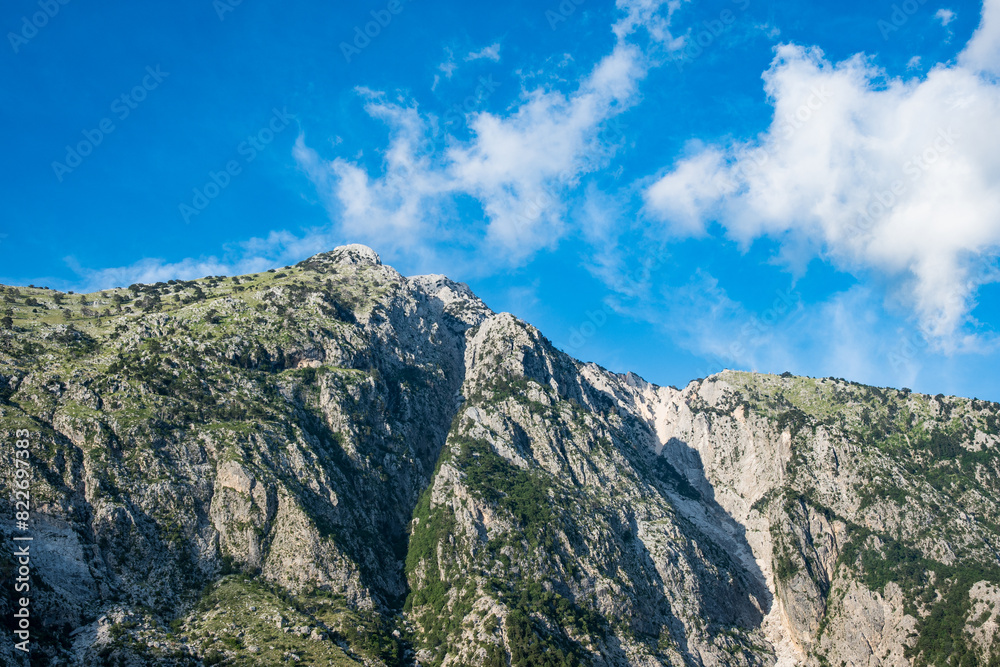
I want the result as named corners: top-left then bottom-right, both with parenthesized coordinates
top-left (505, 610), bottom-right (582, 667)
top-left (455, 436), bottom-right (558, 550)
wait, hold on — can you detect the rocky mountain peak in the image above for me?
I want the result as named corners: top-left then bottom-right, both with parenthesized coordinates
top-left (408, 273), bottom-right (493, 327)
top-left (301, 243), bottom-right (383, 269)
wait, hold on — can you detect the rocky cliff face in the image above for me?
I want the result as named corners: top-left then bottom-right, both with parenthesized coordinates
top-left (0, 245), bottom-right (998, 666)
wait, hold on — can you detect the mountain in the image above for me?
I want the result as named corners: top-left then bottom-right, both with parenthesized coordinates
top-left (1, 244), bottom-right (998, 667)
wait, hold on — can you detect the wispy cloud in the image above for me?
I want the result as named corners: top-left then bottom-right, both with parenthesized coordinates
top-left (293, 98), bottom-right (458, 263)
top-left (615, 271), bottom-right (941, 391)
top-left (935, 8), bottom-right (956, 27)
top-left (295, 2), bottom-right (682, 266)
top-left (437, 47), bottom-right (458, 84)
top-left (466, 42), bottom-right (501, 62)
top-left (613, 0), bottom-right (687, 48)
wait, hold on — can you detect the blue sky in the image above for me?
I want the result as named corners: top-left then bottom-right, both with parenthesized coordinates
top-left (2, 0), bottom-right (999, 399)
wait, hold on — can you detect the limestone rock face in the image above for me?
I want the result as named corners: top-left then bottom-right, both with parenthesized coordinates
top-left (325, 244), bottom-right (383, 266)
top-left (0, 245), bottom-right (998, 666)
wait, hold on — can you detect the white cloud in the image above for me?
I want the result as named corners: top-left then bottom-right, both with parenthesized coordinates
top-left (466, 43), bottom-right (501, 62)
top-left (434, 44), bottom-right (500, 91)
top-left (295, 0), bottom-right (678, 266)
top-left (613, 0), bottom-right (687, 49)
top-left (445, 43), bottom-right (646, 256)
top-left (70, 256), bottom-right (243, 292)
top-left (642, 1), bottom-right (1000, 347)
top-left (960, 0), bottom-right (1000, 75)
top-left (757, 22), bottom-right (781, 40)
top-left (66, 0), bottom-right (685, 292)
top-left (294, 43), bottom-right (646, 265)
top-left (438, 47), bottom-right (457, 80)
top-left (644, 147), bottom-right (728, 236)
top-left (293, 97), bottom-right (457, 261)
top-left (936, 8), bottom-right (956, 27)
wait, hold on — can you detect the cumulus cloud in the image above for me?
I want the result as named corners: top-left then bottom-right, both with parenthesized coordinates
top-left (643, 0), bottom-right (1000, 347)
top-left (960, 0), bottom-right (1000, 75)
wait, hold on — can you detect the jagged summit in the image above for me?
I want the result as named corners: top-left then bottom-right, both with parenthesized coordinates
top-left (331, 243), bottom-right (382, 265)
top-left (298, 243), bottom-right (382, 269)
